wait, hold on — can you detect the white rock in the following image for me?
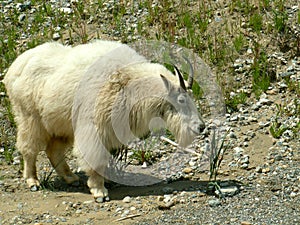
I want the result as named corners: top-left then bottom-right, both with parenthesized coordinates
top-left (122, 196), bottom-right (131, 203)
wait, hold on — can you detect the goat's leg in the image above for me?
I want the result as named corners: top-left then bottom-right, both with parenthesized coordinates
top-left (86, 169), bottom-right (109, 202)
top-left (45, 138), bottom-right (79, 185)
top-left (16, 115), bottom-right (47, 191)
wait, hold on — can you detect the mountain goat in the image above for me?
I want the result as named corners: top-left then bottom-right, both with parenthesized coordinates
top-left (3, 40), bottom-right (205, 202)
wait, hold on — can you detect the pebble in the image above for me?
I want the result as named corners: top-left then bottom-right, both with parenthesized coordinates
top-left (262, 167), bottom-right (270, 173)
top-left (52, 33), bottom-right (60, 41)
top-left (182, 167), bottom-right (193, 174)
top-left (241, 221), bottom-right (252, 225)
top-left (208, 199), bottom-right (221, 207)
top-left (215, 186), bottom-right (239, 197)
top-left (122, 196), bottom-right (131, 203)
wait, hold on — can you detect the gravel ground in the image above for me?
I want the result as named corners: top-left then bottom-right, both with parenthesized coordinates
top-left (0, 0), bottom-right (299, 225)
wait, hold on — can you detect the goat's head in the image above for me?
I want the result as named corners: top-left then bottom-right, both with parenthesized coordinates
top-left (160, 64), bottom-right (205, 147)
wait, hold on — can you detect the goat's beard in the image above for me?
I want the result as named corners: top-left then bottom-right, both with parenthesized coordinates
top-left (167, 115), bottom-right (196, 148)
top-left (177, 125), bottom-right (196, 148)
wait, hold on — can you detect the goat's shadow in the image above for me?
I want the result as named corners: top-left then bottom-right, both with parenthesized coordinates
top-left (42, 171), bottom-right (243, 200)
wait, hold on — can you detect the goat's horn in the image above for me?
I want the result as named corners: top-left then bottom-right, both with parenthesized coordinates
top-left (183, 56), bottom-right (194, 89)
top-left (174, 65), bottom-right (187, 91)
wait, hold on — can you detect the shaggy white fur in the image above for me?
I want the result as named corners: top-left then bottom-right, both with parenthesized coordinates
top-left (4, 40), bottom-right (205, 201)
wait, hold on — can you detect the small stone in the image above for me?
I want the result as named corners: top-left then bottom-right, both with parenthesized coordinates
top-left (115, 207), bottom-right (123, 213)
top-left (130, 206), bottom-right (136, 211)
top-left (262, 167), bottom-right (270, 173)
top-left (75, 209), bottom-right (82, 214)
top-left (215, 186), bottom-right (239, 197)
top-left (255, 166), bottom-right (262, 173)
top-left (241, 221), bottom-right (252, 225)
top-left (60, 7), bottom-right (72, 14)
top-left (121, 209), bottom-right (130, 217)
top-left (30, 185), bottom-right (39, 192)
top-left (240, 155), bottom-right (250, 164)
top-left (240, 163), bottom-right (248, 169)
top-left (18, 14), bottom-right (26, 22)
top-left (229, 131), bottom-right (237, 139)
top-left (95, 197), bottom-right (104, 203)
top-left (141, 161), bottom-right (147, 168)
top-left (259, 98), bottom-right (272, 105)
top-left (122, 196), bottom-right (131, 203)
top-left (163, 194), bottom-right (172, 203)
top-left (83, 200), bottom-right (94, 204)
top-left (53, 33), bottom-right (60, 40)
top-left (183, 167), bottom-right (193, 174)
top-left (189, 160), bottom-right (197, 167)
top-left (208, 199), bottom-right (221, 207)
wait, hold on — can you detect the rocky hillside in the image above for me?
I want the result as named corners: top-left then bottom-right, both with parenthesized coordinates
top-left (0, 0), bottom-right (299, 224)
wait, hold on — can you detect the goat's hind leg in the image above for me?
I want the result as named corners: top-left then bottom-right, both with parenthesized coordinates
top-left (45, 138), bottom-right (79, 185)
top-left (16, 116), bottom-right (46, 191)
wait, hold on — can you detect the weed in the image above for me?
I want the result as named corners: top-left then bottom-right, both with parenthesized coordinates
top-left (269, 118), bottom-right (288, 139)
top-left (207, 129), bottom-right (230, 197)
top-left (249, 12), bottom-right (263, 34)
top-left (233, 34), bottom-right (246, 53)
top-left (129, 137), bottom-right (159, 165)
top-left (226, 91), bottom-right (248, 112)
top-left (273, 9), bottom-right (288, 34)
top-left (250, 42), bottom-right (272, 97)
top-left (39, 167), bottom-right (56, 190)
top-left (270, 101), bottom-right (300, 139)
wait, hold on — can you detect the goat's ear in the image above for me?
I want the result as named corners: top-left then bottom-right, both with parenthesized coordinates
top-left (160, 74), bottom-right (172, 93)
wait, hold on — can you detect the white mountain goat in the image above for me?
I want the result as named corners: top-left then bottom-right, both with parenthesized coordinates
top-left (3, 40), bottom-right (205, 202)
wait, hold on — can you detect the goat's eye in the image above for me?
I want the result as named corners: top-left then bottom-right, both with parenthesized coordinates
top-left (178, 95), bottom-right (186, 104)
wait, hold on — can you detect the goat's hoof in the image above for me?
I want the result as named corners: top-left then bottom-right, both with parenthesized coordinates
top-left (30, 185), bottom-right (39, 192)
top-left (95, 196), bottom-right (110, 203)
top-left (95, 197), bottom-right (104, 203)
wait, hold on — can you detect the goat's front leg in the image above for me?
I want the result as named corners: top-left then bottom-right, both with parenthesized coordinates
top-left (86, 169), bottom-right (109, 203)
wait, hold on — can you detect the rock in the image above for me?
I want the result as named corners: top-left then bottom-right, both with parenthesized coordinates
top-left (229, 131), bottom-right (237, 139)
top-left (115, 207), bottom-right (123, 213)
top-left (215, 186), bottom-right (239, 197)
top-left (240, 163), bottom-right (249, 169)
top-left (130, 206), bottom-right (136, 211)
top-left (122, 196), bottom-right (131, 203)
top-left (258, 98), bottom-right (273, 105)
top-left (163, 195), bottom-right (173, 203)
top-left (60, 7), bottom-right (72, 14)
top-left (83, 200), bottom-right (94, 204)
top-left (208, 199), bottom-right (221, 207)
top-left (75, 209), bottom-right (82, 214)
top-left (255, 166), bottom-right (263, 173)
top-left (182, 167), bottom-right (193, 174)
top-left (240, 155), bottom-right (250, 164)
top-left (52, 32), bottom-right (60, 40)
top-left (18, 14), bottom-right (26, 22)
top-left (121, 209), bottom-right (130, 217)
top-left (262, 167), bottom-right (270, 173)
top-left (241, 221), bottom-right (252, 225)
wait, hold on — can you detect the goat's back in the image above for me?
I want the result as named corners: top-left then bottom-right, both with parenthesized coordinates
top-left (3, 40), bottom-right (124, 137)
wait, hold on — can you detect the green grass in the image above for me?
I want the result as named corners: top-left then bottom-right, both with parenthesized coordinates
top-left (226, 92), bottom-right (248, 112)
top-left (249, 12), bottom-right (263, 34)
